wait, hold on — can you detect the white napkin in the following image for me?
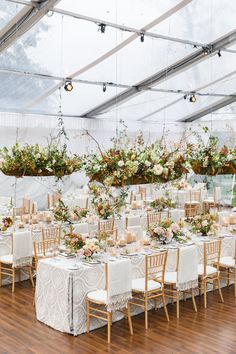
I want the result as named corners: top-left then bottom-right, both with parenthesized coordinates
top-left (177, 245), bottom-right (198, 291)
top-left (12, 230), bottom-right (33, 268)
top-left (107, 259), bottom-right (132, 310)
top-left (73, 223), bottom-right (89, 235)
top-left (126, 215), bottom-right (141, 227)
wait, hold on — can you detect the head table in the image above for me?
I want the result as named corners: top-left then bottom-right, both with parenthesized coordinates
top-left (35, 234), bottom-right (235, 336)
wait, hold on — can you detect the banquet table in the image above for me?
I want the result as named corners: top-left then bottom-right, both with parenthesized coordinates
top-left (35, 235), bottom-right (235, 336)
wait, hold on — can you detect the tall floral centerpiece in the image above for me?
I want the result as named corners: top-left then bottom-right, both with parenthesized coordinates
top-left (89, 184), bottom-right (127, 219)
top-left (186, 213), bottom-right (219, 236)
top-left (150, 197), bottom-right (175, 211)
top-left (187, 128), bottom-right (236, 176)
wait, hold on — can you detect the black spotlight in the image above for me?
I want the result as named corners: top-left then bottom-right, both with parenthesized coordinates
top-left (217, 50), bottom-right (222, 57)
top-left (140, 32), bottom-right (145, 42)
top-left (99, 23), bottom-right (106, 33)
top-left (189, 94), bottom-right (196, 103)
top-left (64, 80), bottom-right (73, 92)
top-left (184, 94), bottom-right (187, 100)
top-left (103, 83), bottom-right (107, 92)
top-left (202, 46), bottom-right (211, 55)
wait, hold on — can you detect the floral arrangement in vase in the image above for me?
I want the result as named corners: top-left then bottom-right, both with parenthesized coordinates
top-left (173, 179), bottom-right (190, 190)
top-left (150, 197), bottom-right (175, 211)
top-left (89, 184), bottom-right (127, 219)
top-left (0, 143), bottom-right (81, 179)
top-left (53, 200), bottom-right (70, 223)
top-left (186, 213), bottom-right (219, 236)
top-left (82, 129), bottom-right (188, 187)
top-left (187, 127), bottom-right (236, 176)
top-left (78, 238), bottom-right (102, 260)
top-left (148, 219), bottom-right (190, 244)
top-left (72, 207), bottom-right (89, 221)
top-left (64, 231), bottom-right (85, 253)
top-left (0, 216), bottom-right (13, 232)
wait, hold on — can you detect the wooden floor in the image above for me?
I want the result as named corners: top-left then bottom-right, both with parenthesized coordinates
top-left (0, 282), bottom-right (236, 354)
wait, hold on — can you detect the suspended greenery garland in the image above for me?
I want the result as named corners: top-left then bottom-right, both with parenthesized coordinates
top-left (82, 128), bottom-right (188, 187)
top-left (187, 127), bottom-right (236, 176)
top-left (0, 117), bottom-right (81, 179)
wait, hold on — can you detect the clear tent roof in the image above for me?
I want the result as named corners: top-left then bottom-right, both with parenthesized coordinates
top-left (0, 0), bottom-right (235, 122)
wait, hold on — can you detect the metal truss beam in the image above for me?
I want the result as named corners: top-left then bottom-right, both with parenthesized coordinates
top-left (0, 0), bottom-right (60, 53)
top-left (179, 94), bottom-right (236, 122)
top-left (0, 67), bottom-right (234, 100)
top-left (139, 70), bottom-right (236, 121)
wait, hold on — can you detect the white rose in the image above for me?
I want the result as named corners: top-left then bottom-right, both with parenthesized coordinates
top-left (153, 164), bottom-right (164, 176)
top-left (118, 160), bottom-right (124, 167)
top-left (145, 160), bottom-right (151, 167)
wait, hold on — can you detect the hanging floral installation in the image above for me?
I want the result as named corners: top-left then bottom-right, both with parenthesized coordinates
top-left (0, 118), bottom-right (81, 179)
top-left (82, 128), bottom-right (188, 187)
top-left (187, 127), bottom-right (236, 176)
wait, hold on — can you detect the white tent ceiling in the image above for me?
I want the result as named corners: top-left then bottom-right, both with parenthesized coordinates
top-left (0, 0), bottom-right (235, 122)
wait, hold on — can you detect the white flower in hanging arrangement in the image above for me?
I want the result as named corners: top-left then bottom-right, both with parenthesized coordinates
top-left (153, 164), bottom-right (164, 176)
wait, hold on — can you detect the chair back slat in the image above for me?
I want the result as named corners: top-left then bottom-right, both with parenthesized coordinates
top-left (145, 251), bottom-right (167, 291)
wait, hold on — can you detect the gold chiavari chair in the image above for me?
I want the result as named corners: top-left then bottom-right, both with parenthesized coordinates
top-left (164, 247), bottom-right (197, 318)
top-left (203, 187), bottom-right (221, 213)
top-left (139, 186), bottom-right (147, 201)
top-left (42, 225), bottom-right (61, 242)
top-left (198, 240), bottom-right (224, 308)
top-left (129, 251), bottom-right (169, 329)
top-left (98, 219), bottom-right (115, 241)
top-left (184, 190), bottom-right (201, 217)
top-left (0, 231), bottom-right (34, 293)
top-left (219, 238), bottom-right (236, 297)
top-left (13, 206), bottom-right (25, 218)
top-left (33, 238), bottom-right (60, 270)
top-left (22, 198), bottom-right (31, 214)
top-left (86, 262), bottom-right (133, 343)
top-left (147, 211), bottom-right (162, 229)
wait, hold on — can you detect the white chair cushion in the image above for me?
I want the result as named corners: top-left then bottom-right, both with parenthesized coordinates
top-left (0, 254), bottom-right (13, 264)
top-left (164, 272), bottom-right (177, 284)
top-left (132, 277), bottom-right (162, 292)
top-left (219, 257), bottom-right (235, 268)
top-left (87, 290), bottom-right (108, 304)
top-left (198, 264), bottom-right (218, 276)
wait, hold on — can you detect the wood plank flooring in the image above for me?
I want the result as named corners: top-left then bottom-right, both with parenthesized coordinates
top-left (0, 281), bottom-right (235, 354)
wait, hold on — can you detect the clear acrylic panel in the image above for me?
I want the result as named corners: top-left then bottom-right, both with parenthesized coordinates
top-left (0, 0), bottom-right (25, 30)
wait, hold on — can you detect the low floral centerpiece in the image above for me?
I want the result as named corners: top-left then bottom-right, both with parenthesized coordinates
top-left (150, 197), bottom-right (175, 211)
top-left (78, 238), bottom-right (102, 261)
top-left (0, 143), bottom-right (81, 179)
top-left (186, 213), bottom-right (219, 236)
top-left (64, 231), bottom-right (85, 253)
top-left (187, 128), bottom-right (236, 176)
top-left (0, 216), bottom-right (13, 232)
top-left (83, 130), bottom-right (188, 187)
top-left (148, 219), bottom-right (190, 244)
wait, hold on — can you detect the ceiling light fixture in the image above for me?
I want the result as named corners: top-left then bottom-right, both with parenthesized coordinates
top-left (98, 23), bottom-right (106, 33)
top-left (103, 83), bottom-right (107, 92)
top-left (189, 94), bottom-right (196, 103)
top-left (217, 50), bottom-right (222, 57)
top-left (140, 32), bottom-right (145, 42)
top-left (64, 80), bottom-right (73, 92)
